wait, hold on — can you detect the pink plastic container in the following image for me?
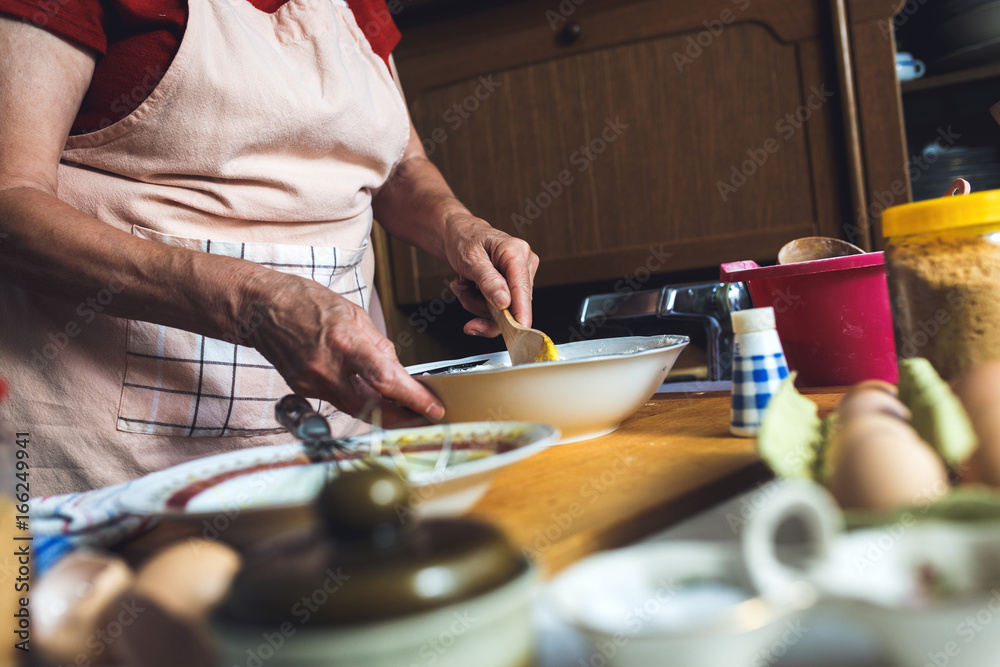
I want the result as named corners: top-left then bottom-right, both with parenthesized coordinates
top-left (720, 253), bottom-right (897, 387)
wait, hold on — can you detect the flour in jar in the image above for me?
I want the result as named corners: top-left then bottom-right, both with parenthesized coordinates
top-left (887, 231), bottom-right (1000, 381)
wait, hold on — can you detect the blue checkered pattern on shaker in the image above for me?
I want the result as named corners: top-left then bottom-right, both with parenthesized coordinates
top-left (731, 353), bottom-right (789, 430)
top-left (730, 307), bottom-right (789, 436)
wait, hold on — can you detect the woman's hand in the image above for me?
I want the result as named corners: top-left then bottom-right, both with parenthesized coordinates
top-left (442, 213), bottom-right (539, 337)
top-left (244, 270), bottom-right (444, 425)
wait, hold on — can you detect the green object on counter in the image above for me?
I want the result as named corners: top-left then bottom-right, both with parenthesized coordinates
top-left (845, 485), bottom-right (1000, 529)
top-left (898, 357), bottom-right (978, 467)
top-left (756, 374), bottom-right (824, 480)
top-left (817, 413), bottom-right (839, 483)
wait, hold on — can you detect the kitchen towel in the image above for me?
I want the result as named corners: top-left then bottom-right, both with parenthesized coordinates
top-left (29, 484), bottom-right (156, 575)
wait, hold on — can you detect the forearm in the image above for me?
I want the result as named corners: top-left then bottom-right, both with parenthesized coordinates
top-left (0, 21), bottom-right (445, 422)
top-left (371, 122), bottom-right (538, 331)
top-left (0, 186), bottom-right (276, 343)
top-left (372, 146), bottom-right (473, 261)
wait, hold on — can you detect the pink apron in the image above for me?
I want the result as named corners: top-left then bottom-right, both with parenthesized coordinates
top-left (0, 0), bottom-right (410, 494)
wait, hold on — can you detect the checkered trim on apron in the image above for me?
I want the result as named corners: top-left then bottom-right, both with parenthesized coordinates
top-left (730, 352), bottom-right (790, 429)
top-left (117, 226), bottom-right (368, 437)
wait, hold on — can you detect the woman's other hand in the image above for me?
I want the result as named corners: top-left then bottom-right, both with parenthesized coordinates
top-left (243, 270), bottom-right (444, 425)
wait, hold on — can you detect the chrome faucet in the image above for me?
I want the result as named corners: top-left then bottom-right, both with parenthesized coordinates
top-left (577, 282), bottom-right (752, 380)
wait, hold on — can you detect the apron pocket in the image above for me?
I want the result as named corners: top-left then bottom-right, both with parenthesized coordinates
top-left (117, 226), bottom-right (369, 437)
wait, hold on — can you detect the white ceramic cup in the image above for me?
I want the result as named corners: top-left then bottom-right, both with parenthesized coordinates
top-left (740, 480), bottom-right (1000, 667)
top-left (740, 481), bottom-right (843, 597)
top-left (896, 51), bottom-right (926, 81)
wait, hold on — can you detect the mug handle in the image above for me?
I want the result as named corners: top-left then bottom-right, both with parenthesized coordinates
top-left (913, 59), bottom-right (926, 77)
top-left (944, 178), bottom-right (971, 197)
top-left (741, 480), bottom-right (843, 597)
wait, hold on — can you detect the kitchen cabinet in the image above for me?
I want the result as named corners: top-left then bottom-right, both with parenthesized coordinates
top-left (896, 62), bottom-right (1000, 202)
top-left (376, 0), bottom-right (910, 363)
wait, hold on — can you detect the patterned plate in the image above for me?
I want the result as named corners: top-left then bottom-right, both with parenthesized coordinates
top-left (118, 422), bottom-right (559, 519)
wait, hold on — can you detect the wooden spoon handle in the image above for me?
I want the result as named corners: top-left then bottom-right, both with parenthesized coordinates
top-left (487, 303), bottom-right (521, 346)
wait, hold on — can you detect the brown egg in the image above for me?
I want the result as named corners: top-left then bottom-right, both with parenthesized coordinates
top-left (827, 413), bottom-right (949, 511)
top-left (953, 362), bottom-right (1000, 486)
top-left (836, 381), bottom-right (911, 423)
top-left (112, 539), bottom-right (241, 667)
top-left (130, 538), bottom-right (241, 618)
top-left (33, 550), bottom-right (134, 664)
top-left (846, 380), bottom-right (899, 396)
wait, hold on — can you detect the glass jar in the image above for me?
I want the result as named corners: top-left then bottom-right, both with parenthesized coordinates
top-left (883, 191), bottom-right (1000, 382)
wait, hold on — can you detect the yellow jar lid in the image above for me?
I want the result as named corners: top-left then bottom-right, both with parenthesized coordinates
top-left (883, 189), bottom-right (1000, 237)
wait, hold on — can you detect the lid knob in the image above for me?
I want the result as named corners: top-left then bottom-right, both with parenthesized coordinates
top-left (317, 465), bottom-right (410, 546)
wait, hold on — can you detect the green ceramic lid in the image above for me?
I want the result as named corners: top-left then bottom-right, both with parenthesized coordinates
top-left (217, 467), bottom-right (527, 626)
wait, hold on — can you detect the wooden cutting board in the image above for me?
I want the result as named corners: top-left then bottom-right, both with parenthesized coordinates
top-left (469, 389), bottom-right (842, 577)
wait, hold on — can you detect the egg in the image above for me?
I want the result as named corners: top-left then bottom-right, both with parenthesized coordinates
top-left (846, 379), bottom-right (899, 396)
top-left (836, 381), bottom-right (911, 423)
top-left (33, 550), bottom-right (134, 664)
top-left (131, 538), bottom-right (241, 617)
top-left (827, 413), bottom-right (949, 511)
top-left (952, 362), bottom-right (1000, 486)
top-left (111, 539), bottom-right (241, 667)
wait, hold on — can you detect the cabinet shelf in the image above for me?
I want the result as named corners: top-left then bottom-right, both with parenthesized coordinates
top-left (901, 62), bottom-right (1000, 94)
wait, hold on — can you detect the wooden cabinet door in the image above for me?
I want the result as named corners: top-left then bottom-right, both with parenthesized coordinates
top-left (390, 0), bottom-right (904, 304)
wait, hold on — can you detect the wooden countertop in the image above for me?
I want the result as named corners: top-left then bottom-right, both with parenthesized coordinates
top-left (469, 388), bottom-right (842, 576)
top-left (121, 389), bottom-right (842, 576)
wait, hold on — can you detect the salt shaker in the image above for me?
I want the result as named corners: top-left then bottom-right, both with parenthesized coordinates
top-left (730, 307), bottom-right (790, 437)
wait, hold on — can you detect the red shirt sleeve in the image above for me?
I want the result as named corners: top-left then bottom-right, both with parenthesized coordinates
top-left (0, 0), bottom-right (107, 53)
top-left (0, 0), bottom-right (398, 134)
top-left (346, 0), bottom-right (401, 66)
top-left (0, 0), bottom-right (400, 65)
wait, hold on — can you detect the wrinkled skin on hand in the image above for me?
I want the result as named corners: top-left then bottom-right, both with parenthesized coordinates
top-left (246, 271), bottom-right (444, 426)
top-left (443, 213), bottom-right (539, 337)
top-left (244, 215), bottom-right (538, 426)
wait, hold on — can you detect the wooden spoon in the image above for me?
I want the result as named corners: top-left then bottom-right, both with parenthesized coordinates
top-left (777, 237), bottom-right (865, 265)
top-left (778, 182), bottom-right (969, 266)
top-left (488, 303), bottom-right (560, 365)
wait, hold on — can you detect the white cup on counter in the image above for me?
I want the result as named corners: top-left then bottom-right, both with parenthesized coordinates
top-left (548, 479), bottom-right (1000, 666)
top-left (742, 481), bottom-right (1000, 667)
top-left (544, 539), bottom-right (815, 666)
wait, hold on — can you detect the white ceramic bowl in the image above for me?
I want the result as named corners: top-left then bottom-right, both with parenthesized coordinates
top-left (213, 564), bottom-right (536, 667)
top-left (545, 541), bottom-right (813, 667)
top-left (409, 335), bottom-right (689, 443)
